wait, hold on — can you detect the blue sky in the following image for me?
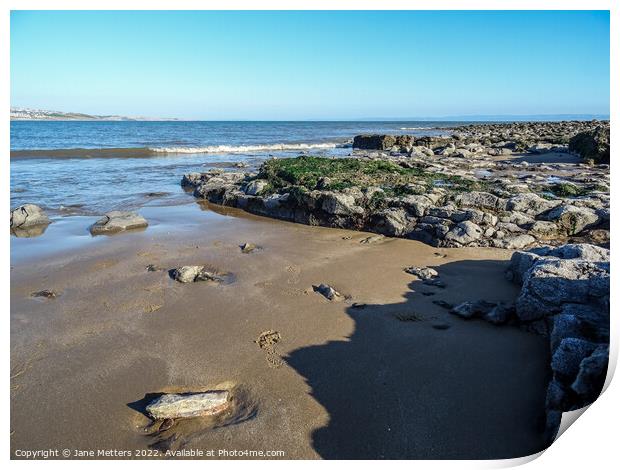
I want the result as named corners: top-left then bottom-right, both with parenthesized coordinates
top-left (10, 10), bottom-right (610, 120)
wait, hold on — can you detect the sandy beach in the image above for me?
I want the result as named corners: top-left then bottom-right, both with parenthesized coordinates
top-left (11, 201), bottom-right (549, 459)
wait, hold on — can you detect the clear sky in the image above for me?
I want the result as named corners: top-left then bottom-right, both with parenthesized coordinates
top-left (10, 10), bottom-right (610, 120)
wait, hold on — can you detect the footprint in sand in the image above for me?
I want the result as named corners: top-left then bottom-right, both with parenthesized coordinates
top-left (255, 330), bottom-right (283, 368)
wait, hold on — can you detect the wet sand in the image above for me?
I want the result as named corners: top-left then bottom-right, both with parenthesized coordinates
top-left (10, 201), bottom-right (549, 459)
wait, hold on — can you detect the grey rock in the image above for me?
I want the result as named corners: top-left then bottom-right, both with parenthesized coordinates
top-left (404, 266), bottom-right (439, 280)
top-left (545, 204), bottom-right (600, 235)
top-left (146, 391), bottom-right (230, 419)
top-left (90, 211), bottom-right (148, 235)
top-left (506, 193), bottom-right (560, 216)
top-left (171, 266), bottom-right (223, 283)
top-left (313, 283), bottom-right (343, 301)
top-left (244, 179), bottom-right (269, 196)
top-left (321, 192), bottom-right (364, 216)
top-left (455, 191), bottom-right (499, 210)
top-left (444, 221), bottom-right (483, 245)
top-left (516, 258), bottom-right (609, 321)
top-left (450, 300), bottom-right (496, 319)
top-left (571, 344), bottom-right (608, 397)
top-left (483, 303), bottom-right (515, 325)
top-left (10, 204), bottom-right (50, 229)
top-left (551, 338), bottom-right (598, 379)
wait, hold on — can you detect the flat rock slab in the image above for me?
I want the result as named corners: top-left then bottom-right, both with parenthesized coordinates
top-left (90, 211), bottom-right (148, 235)
top-left (146, 391), bottom-right (230, 419)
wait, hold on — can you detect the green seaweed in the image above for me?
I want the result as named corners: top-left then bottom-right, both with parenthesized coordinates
top-left (256, 156), bottom-right (487, 195)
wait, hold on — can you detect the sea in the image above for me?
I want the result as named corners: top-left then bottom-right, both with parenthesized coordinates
top-left (10, 121), bottom-right (462, 218)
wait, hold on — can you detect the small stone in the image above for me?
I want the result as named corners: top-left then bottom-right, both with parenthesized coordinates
top-left (404, 266), bottom-right (439, 280)
top-left (240, 243), bottom-right (257, 254)
top-left (313, 283), bottom-right (343, 301)
top-left (432, 300), bottom-right (453, 310)
top-left (170, 266), bottom-right (223, 283)
top-left (360, 235), bottom-right (384, 244)
top-left (146, 391), bottom-right (230, 419)
top-left (31, 289), bottom-right (57, 299)
top-left (432, 323), bottom-right (451, 330)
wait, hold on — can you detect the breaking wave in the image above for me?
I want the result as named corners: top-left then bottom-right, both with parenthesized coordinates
top-left (149, 142), bottom-right (345, 154)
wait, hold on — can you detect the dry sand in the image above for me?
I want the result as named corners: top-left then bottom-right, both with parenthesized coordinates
top-left (10, 201), bottom-right (549, 459)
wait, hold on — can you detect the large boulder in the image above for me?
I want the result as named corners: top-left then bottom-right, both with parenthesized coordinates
top-left (371, 208), bottom-right (414, 237)
top-left (353, 134), bottom-right (397, 150)
top-left (516, 258), bottom-right (609, 321)
top-left (10, 204), bottom-right (50, 229)
top-left (545, 205), bottom-right (600, 235)
top-left (569, 126), bottom-right (610, 164)
top-left (321, 192), bottom-right (364, 216)
top-left (444, 221), bottom-right (483, 246)
top-left (90, 211), bottom-right (148, 235)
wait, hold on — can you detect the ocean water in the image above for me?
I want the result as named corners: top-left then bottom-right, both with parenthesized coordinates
top-left (10, 121), bottom-right (458, 218)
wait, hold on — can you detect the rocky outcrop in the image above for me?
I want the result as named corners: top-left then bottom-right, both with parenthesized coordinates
top-left (90, 211), bottom-right (148, 235)
top-left (182, 170), bottom-right (608, 249)
top-left (505, 244), bottom-right (609, 441)
top-left (352, 120), bottom-right (609, 156)
top-left (569, 126), bottom-right (610, 164)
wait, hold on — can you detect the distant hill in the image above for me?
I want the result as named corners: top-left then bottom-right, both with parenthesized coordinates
top-left (10, 107), bottom-right (178, 121)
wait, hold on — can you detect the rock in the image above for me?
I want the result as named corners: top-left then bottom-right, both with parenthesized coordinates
top-left (547, 243), bottom-right (609, 263)
top-left (10, 204), bottom-right (50, 229)
top-left (506, 193), bottom-right (559, 217)
top-left (359, 234), bottom-right (385, 244)
top-left (31, 289), bottom-right (58, 299)
top-left (431, 323), bottom-right (451, 330)
top-left (505, 248), bottom-right (551, 284)
top-left (483, 303), bottom-right (515, 325)
top-left (353, 134), bottom-right (397, 150)
top-left (146, 391), bottom-right (230, 419)
top-left (170, 266), bottom-right (223, 283)
top-left (450, 300), bottom-right (496, 319)
top-left (551, 338), bottom-right (598, 379)
top-left (90, 211), bottom-right (148, 235)
top-left (404, 266), bottom-right (439, 280)
top-left (321, 192), bottom-right (364, 216)
top-left (516, 258), bottom-right (609, 321)
top-left (444, 221), bottom-right (483, 246)
top-left (181, 172), bottom-right (203, 187)
top-left (240, 242), bottom-right (258, 253)
top-left (455, 191), bottom-right (499, 210)
top-left (313, 283), bottom-right (343, 301)
top-left (244, 179), bottom-right (269, 196)
top-left (401, 195), bottom-right (433, 217)
top-left (545, 205), bottom-right (600, 235)
top-left (571, 344), bottom-right (608, 397)
top-left (569, 126), bottom-right (610, 164)
top-left (499, 234), bottom-right (536, 250)
top-left (372, 208), bottom-right (413, 236)
top-left (432, 300), bottom-right (453, 310)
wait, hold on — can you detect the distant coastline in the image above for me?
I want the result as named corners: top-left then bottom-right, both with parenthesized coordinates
top-left (10, 107), bottom-right (179, 121)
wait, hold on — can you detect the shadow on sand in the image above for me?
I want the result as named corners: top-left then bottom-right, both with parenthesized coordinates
top-left (286, 258), bottom-right (551, 459)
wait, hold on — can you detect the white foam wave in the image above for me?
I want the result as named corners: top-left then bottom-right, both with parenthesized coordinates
top-left (150, 142), bottom-right (343, 154)
top-left (399, 127), bottom-right (433, 130)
